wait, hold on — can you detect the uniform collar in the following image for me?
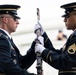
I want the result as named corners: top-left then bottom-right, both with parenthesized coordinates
top-left (0, 28), bottom-right (11, 39)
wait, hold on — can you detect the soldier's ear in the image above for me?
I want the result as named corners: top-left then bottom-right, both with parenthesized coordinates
top-left (2, 16), bottom-right (8, 23)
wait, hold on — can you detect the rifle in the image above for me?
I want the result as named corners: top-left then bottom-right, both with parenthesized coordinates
top-left (35, 8), bottom-right (43, 75)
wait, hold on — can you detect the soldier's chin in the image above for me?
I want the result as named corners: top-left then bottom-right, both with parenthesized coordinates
top-left (67, 27), bottom-right (72, 30)
top-left (12, 29), bottom-right (16, 33)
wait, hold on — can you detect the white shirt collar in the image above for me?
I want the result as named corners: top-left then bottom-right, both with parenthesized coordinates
top-left (0, 28), bottom-right (11, 39)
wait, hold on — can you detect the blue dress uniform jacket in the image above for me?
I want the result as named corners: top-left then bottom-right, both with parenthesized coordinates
top-left (42, 31), bottom-right (76, 75)
top-left (0, 30), bottom-right (36, 75)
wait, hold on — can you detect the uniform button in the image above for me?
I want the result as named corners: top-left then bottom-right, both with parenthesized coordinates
top-left (14, 54), bottom-right (16, 56)
top-left (13, 59), bottom-right (17, 64)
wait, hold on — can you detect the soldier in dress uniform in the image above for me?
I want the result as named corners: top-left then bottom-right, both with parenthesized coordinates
top-left (34, 2), bottom-right (76, 75)
top-left (0, 4), bottom-right (36, 75)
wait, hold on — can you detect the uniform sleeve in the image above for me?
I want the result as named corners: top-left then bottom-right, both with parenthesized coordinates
top-left (42, 32), bottom-right (62, 52)
top-left (42, 32), bottom-right (53, 49)
top-left (42, 34), bottom-right (76, 70)
top-left (0, 36), bottom-right (35, 75)
top-left (20, 41), bottom-right (36, 69)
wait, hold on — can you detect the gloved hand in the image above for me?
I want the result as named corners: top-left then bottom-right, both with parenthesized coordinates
top-left (35, 36), bottom-right (44, 46)
top-left (35, 43), bottom-right (45, 54)
top-left (37, 36), bottom-right (44, 46)
top-left (34, 22), bottom-right (44, 35)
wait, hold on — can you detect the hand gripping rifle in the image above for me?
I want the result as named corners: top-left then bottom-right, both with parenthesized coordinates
top-left (35, 8), bottom-right (43, 75)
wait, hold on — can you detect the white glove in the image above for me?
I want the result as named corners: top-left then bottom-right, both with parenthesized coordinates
top-left (34, 22), bottom-right (44, 35)
top-left (37, 36), bottom-right (44, 46)
top-left (35, 43), bottom-right (45, 54)
top-left (34, 36), bottom-right (44, 46)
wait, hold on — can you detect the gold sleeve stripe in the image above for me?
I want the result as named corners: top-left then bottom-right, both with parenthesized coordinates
top-left (59, 71), bottom-right (76, 73)
top-left (46, 51), bottom-right (52, 62)
top-left (44, 37), bottom-right (48, 43)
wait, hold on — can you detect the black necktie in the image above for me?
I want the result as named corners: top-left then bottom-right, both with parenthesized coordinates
top-left (11, 38), bottom-right (14, 43)
top-left (10, 38), bottom-right (16, 47)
